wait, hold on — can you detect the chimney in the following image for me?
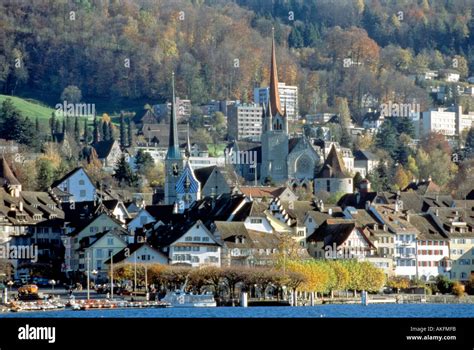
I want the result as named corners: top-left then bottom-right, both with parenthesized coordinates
top-left (328, 208), bottom-right (333, 216)
top-left (19, 201), bottom-right (23, 212)
top-left (319, 199), bottom-right (324, 212)
top-left (406, 214), bottom-right (410, 223)
top-left (365, 201), bottom-right (371, 210)
top-left (435, 209), bottom-right (439, 216)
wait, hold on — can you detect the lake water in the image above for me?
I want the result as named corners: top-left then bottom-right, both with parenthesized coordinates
top-left (1, 304), bottom-right (473, 318)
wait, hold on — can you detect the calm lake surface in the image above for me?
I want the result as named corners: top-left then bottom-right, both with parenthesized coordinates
top-left (1, 304), bottom-right (473, 318)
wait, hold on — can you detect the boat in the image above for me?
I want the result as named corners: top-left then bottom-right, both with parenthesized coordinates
top-left (162, 290), bottom-right (217, 308)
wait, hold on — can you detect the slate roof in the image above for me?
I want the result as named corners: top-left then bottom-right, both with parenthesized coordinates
top-left (403, 179), bottom-right (441, 195)
top-left (238, 186), bottom-right (292, 199)
top-left (338, 191), bottom-right (379, 209)
top-left (306, 219), bottom-right (357, 245)
top-left (91, 139), bottom-right (117, 159)
top-left (215, 221), bottom-right (281, 250)
top-left (409, 214), bottom-right (449, 241)
top-left (353, 150), bottom-right (379, 161)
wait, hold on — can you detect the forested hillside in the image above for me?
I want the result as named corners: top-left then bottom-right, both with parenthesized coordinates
top-left (1, 0), bottom-right (474, 117)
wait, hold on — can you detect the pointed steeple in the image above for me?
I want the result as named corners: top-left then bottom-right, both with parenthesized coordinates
top-left (269, 27), bottom-right (283, 117)
top-left (267, 100), bottom-right (273, 131)
top-left (166, 72), bottom-right (181, 160)
top-left (185, 123), bottom-right (191, 158)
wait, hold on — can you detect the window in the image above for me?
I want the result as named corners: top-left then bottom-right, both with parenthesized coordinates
top-left (192, 246), bottom-right (200, 252)
top-left (96, 249), bottom-right (103, 258)
top-left (107, 238), bottom-right (114, 245)
top-left (80, 190), bottom-right (86, 197)
top-left (207, 246), bottom-right (218, 252)
top-left (79, 180), bottom-right (85, 185)
top-left (202, 237), bottom-right (210, 242)
top-left (193, 236), bottom-right (201, 242)
top-left (185, 237), bottom-right (192, 242)
top-left (250, 218), bottom-right (262, 224)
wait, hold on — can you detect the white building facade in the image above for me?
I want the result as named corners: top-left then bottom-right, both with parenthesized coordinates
top-left (254, 82), bottom-right (298, 120)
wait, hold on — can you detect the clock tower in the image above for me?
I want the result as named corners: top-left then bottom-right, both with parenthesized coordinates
top-left (164, 72), bottom-right (184, 205)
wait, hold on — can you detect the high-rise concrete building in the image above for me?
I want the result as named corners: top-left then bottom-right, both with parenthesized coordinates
top-left (421, 106), bottom-right (474, 140)
top-left (227, 103), bottom-right (263, 142)
top-left (154, 97), bottom-right (191, 123)
top-left (254, 82), bottom-right (298, 120)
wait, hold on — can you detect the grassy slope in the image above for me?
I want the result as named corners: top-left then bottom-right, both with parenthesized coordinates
top-left (0, 94), bottom-right (56, 120)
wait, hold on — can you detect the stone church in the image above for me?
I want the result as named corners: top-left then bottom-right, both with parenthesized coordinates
top-left (260, 31), bottom-right (321, 185)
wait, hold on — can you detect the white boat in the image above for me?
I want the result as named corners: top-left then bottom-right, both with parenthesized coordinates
top-left (162, 290), bottom-right (216, 308)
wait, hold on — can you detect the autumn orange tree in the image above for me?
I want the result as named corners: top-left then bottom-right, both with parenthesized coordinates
top-left (387, 276), bottom-right (410, 294)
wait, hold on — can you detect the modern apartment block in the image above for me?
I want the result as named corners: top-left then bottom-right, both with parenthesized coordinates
top-left (421, 106), bottom-right (474, 140)
top-left (227, 103), bottom-right (263, 142)
top-left (254, 82), bottom-right (298, 120)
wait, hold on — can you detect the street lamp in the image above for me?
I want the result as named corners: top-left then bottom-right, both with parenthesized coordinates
top-left (49, 279), bottom-right (56, 291)
top-left (91, 270), bottom-right (98, 286)
top-left (7, 280), bottom-right (14, 293)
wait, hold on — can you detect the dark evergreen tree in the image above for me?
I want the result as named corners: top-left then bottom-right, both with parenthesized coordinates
top-left (0, 100), bottom-right (36, 147)
top-left (120, 114), bottom-right (126, 147)
top-left (113, 155), bottom-right (138, 187)
top-left (49, 112), bottom-right (56, 140)
top-left (127, 118), bottom-right (133, 147)
top-left (93, 117), bottom-right (99, 143)
top-left (135, 149), bottom-right (155, 175)
top-left (288, 26), bottom-right (304, 48)
top-left (83, 118), bottom-right (90, 144)
top-left (375, 120), bottom-right (398, 159)
top-left (353, 172), bottom-right (364, 191)
top-left (102, 121), bottom-right (112, 141)
top-left (466, 127), bottom-right (474, 150)
top-left (35, 117), bottom-right (40, 132)
top-left (55, 119), bottom-right (61, 136)
top-left (74, 116), bottom-right (80, 143)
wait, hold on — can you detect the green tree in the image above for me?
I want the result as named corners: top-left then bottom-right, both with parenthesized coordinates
top-left (127, 118), bottom-right (134, 147)
top-left (36, 159), bottom-right (55, 191)
top-left (336, 97), bottom-right (352, 148)
top-left (353, 172), bottom-right (364, 191)
top-left (466, 127), bottom-right (474, 150)
top-left (0, 99), bottom-right (36, 147)
top-left (135, 150), bottom-right (155, 175)
top-left (74, 116), bottom-right (80, 143)
top-left (375, 120), bottom-right (398, 159)
top-left (83, 118), bottom-right (90, 144)
top-left (120, 114), bottom-right (127, 148)
top-left (93, 117), bottom-right (99, 143)
top-left (60, 85), bottom-right (82, 104)
top-left (113, 155), bottom-right (138, 187)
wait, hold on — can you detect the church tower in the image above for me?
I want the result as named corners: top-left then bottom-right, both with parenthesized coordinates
top-left (164, 72), bottom-right (184, 205)
top-left (261, 28), bottom-right (289, 184)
